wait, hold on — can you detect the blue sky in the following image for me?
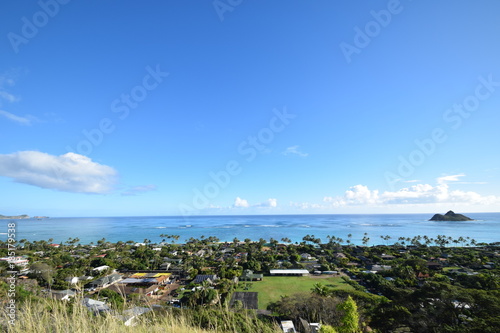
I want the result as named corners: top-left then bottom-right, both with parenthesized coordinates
top-left (1, 0), bottom-right (499, 217)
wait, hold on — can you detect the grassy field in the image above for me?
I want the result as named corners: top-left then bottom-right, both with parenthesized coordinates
top-left (442, 266), bottom-right (461, 272)
top-left (235, 275), bottom-right (354, 309)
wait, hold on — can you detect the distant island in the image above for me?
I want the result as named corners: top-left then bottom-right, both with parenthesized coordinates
top-left (429, 210), bottom-right (474, 221)
top-left (0, 214), bottom-right (48, 219)
top-left (0, 214), bottom-right (30, 219)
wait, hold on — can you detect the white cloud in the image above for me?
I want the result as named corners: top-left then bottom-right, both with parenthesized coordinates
top-left (266, 198), bottom-right (277, 208)
top-left (234, 197), bottom-right (278, 208)
top-left (0, 70), bottom-right (19, 88)
top-left (437, 174), bottom-right (465, 184)
top-left (233, 197), bottom-right (249, 208)
top-left (122, 184), bottom-right (157, 196)
top-left (282, 145), bottom-right (308, 157)
top-left (324, 176), bottom-right (500, 208)
top-left (0, 110), bottom-right (37, 125)
top-left (0, 151), bottom-right (117, 194)
top-left (324, 184), bottom-right (380, 206)
top-left (403, 179), bottom-right (420, 183)
top-left (256, 198), bottom-right (277, 208)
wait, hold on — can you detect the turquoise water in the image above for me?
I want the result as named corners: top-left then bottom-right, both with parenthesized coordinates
top-left (2, 213), bottom-right (500, 245)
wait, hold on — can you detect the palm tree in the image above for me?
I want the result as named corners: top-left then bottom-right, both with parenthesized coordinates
top-left (362, 236), bottom-right (370, 247)
top-left (312, 282), bottom-right (329, 297)
top-left (281, 237), bottom-right (291, 244)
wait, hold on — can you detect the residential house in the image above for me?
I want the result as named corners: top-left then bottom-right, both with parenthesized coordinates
top-left (65, 276), bottom-right (79, 285)
top-left (381, 254), bottom-right (396, 260)
top-left (159, 262), bottom-right (171, 270)
top-left (117, 307), bottom-right (152, 326)
top-left (299, 318), bottom-right (322, 333)
top-left (366, 264), bottom-right (391, 273)
top-left (81, 297), bottom-right (110, 314)
top-left (163, 258), bottom-right (183, 264)
top-left (300, 253), bottom-right (314, 260)
top-left (270, 269), bottom-right (309, 276)
top-left (92, 265), bottom-right (110, 273)
top-left (109, 283), bottom-right (160, 297)
top-left (334, 252), bottom-right (347, 259)
top-left (240, 269), bottom-right (263, 281)
top-left (121, 272), bottom-right (171, 286)
top-left (281, 320), bottom-right (297, 333)
top-left (0, 256), bottom-right (29, 268)
top-left (51, 289), bottom-right (76, 301)
top-left (193, 274), bottom-right (218, 284)
top-left (87, 273), bottom-right (122, 289)
top-left (426, 262), bottom-right (442, 270)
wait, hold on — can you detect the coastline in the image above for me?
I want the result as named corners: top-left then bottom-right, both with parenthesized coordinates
top-left (2, 213), bottom-right (500, 246)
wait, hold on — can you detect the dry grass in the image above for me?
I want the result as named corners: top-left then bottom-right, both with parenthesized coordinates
top-left (1, 299), bottom-right (217, 332)
top-left (2, 297), bottom-right (280, 333)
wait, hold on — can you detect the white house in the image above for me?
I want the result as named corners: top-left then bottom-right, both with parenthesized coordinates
top-left (82, 298), bottom-right (110, 314)
top-left (300, 253), bottom-right (314, 260)
top-left (281, 320), bottom-right (297, 333)
top-left (270, 269), bottom-right (309, 276)
top-left (117, 307), bottom-right (152, 326)
top-left (0, 256), bottom-right (29, 267)
top-left (92, 265), bottom-right (110, 273)
top-left (65, 276), bottom-right (79, 285)
top-left (51, 289), bottom-right (76, 301)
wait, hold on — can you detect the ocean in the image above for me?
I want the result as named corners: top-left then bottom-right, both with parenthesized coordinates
top-left (2, 213), bottom-right (500, 245)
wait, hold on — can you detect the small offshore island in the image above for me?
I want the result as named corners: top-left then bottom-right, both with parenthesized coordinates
top-left (429, 210), bottom-right (474, 221)
top-left (0, 214), bottom-right (49, 220)
top-left (0, 214), bottom-right (30, 220)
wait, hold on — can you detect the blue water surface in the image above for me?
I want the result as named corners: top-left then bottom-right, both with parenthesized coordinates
top-left (1, 213), bottom-right (499, 245)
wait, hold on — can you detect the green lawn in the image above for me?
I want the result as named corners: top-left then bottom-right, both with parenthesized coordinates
top-left (442, 266), bottom-right (461, 272)
top-left (235, 275), bottom-right (354, 309)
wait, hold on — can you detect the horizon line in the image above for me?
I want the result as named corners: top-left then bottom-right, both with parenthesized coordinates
top-left (12, 211), bottom-right (500, 219)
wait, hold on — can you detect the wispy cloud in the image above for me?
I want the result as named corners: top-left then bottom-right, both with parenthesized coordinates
top-left (436, 174), bottom-right (487, 185)
top-left (0, 69), bottom-right (39, 126)
top-left (0, 110), bottom-right (37, 125)
top-left (0, 91), bottom-right (19, 103)
top-left (0, 73), bottom-right (16, 90)
top-left (290, 201), bottom-right (321, 210)
top-left (0, 151), bottom-right (117, 194)
top-left (282, 145), bottom-right (308, 157)
top-left (437, 174), bottom-right (465, 184)
top-left (0, 70), bottom-right (20, 105)
top-left (121, 184), bottom-right (157, 196)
